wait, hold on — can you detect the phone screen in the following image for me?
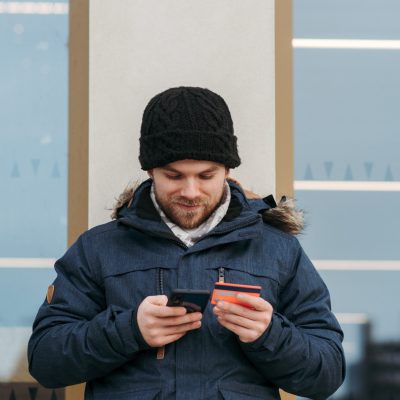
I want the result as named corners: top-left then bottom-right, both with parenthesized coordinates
top-left (167, 289), bottom-right (211, 313)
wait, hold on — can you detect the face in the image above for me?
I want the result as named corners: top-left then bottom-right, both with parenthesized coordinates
top-left (148, 159), bottom-right (229, 229)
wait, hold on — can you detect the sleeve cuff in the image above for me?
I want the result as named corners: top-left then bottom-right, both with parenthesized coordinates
top-left (114, 307), bottom-right (151, 354)
top-left (239, 312), bottom-right (285, 353)
top-left (131, 307), bottom-right (152, 351)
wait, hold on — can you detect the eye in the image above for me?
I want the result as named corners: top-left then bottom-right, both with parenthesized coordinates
top-left (166, 174), bottom-right (181, 180)
top-left (200, 175), bottom-right (214, 180)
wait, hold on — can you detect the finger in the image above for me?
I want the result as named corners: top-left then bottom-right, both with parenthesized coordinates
top-left (162, 333), bottom-right (186, 346)
top-left (161, 320), bottom-right (202, 335)
top-left (236, 294), bottom-right (272, 311)
top-left (217, 317), bottom-right (262, 343)
top-left (216, 312), bottom-right (262, 330)
top-left (218, 293), bottom-right (273, 312)
top-left (214, 301), bottom-right (261, 321)
top-left (217, 317), bottom-right (252, 338)
top-left (150, 304), bottom-right (188, 318)
top-left (148, 321), bottom-right (201, 346)
top-left (159, 312), bottom-right (202, 327)
top-left (146, 295), bottom-right (168, 306)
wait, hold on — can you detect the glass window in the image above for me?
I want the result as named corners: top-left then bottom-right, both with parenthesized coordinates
top-left (294, 1), bottom-right (400, 398)
top-left (0, 1), bottom-right (69, 398)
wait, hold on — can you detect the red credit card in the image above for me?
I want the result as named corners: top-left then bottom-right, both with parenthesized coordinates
top-left (211, 282), bottom-right (261, 308)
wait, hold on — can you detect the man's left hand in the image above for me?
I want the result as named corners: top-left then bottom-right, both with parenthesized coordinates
top-left (213, 293), bottom-right (273, 343)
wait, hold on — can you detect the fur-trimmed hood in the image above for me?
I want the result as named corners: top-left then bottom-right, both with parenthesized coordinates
top-left (112, 179), bottom-right (304, 235)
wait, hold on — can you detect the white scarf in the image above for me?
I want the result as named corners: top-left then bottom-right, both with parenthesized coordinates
top-left (150, 181), bottom-right (231, 247)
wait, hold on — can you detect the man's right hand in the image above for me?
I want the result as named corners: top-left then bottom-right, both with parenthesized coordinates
top-left (137, 295), bottom-right (203, 347)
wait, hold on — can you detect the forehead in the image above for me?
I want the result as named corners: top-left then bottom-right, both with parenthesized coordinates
top-left (159, 159), bottom-right (225, 174)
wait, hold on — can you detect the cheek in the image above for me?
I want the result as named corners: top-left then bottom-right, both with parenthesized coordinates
top-left (154, 180), bottom-right (178, 198)
top-left (205, 184), bottom-right (225, 203)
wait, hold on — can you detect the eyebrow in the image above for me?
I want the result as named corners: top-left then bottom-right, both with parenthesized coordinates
top-left (161, 166), bottom-right (219, 174)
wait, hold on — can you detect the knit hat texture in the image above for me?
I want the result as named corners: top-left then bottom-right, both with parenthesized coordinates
top-left (139, 86), bottom-right (241, 170)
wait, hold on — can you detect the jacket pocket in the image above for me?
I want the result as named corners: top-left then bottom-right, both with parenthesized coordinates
top-left (103, 261), bottom-right (177, 309)
top-left (95, 387), bottom-right (161, 400)
top-left (205, 262), bottom-right (280, 339)
top-left (206, 261), bottom-right (280, 308)
top-left (103, 259), bottom-right (177, 278)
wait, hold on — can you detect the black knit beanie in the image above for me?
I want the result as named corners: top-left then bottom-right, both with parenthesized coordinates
top-left (139, 86), bottom-right (241, 170)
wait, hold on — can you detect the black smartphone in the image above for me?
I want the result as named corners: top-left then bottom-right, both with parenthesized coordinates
top-left (167, 289), bottom-right (211, 313)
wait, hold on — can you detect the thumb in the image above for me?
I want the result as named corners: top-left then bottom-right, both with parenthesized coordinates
top-left (146, 295), bottom-right (168, 306)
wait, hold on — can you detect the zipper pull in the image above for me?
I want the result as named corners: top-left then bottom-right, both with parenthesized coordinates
top-left (218, 267), bottom-right (225, 283)
top-left (157, 346), bottom-right (165, 360)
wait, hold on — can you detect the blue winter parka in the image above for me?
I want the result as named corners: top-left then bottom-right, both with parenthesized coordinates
top-left (28, 180), bottom-right (345, 400)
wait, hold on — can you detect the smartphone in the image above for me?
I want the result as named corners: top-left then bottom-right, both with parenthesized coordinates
top-left (167, 289), bottom-right (211, 313)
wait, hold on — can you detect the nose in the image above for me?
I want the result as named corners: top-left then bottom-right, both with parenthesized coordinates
top-left (180, 179), bottom-right (201, 199)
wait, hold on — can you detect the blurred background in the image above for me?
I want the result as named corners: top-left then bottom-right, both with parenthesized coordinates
top-left (0, 1), bottom-right (399, 399)
top-left (0, 1), bottom-right (68, 399)
top-left (293, 1), bottom-right (400, 399)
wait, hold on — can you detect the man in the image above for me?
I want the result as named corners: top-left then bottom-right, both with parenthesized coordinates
top-left (28, 87), bottom-right (345, 399)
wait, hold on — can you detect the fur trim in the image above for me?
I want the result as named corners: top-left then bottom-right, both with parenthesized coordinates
top-left (111, 181), bottom-right (305, 235)
top-left (262, 197), bottom-right (305, 235)
top-left (111, 182), bottom-right (140, 219)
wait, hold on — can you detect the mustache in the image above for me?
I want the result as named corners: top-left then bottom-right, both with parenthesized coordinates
top-left (172, 197), bottom-right (208, 206)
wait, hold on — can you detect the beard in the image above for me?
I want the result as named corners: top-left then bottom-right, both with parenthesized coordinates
top-left (154, 188), bottom-right (224, 230)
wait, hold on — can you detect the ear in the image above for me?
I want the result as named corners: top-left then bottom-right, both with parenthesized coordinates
top-left (224, 168), bottom-right (230, 178)
top-left (147, 169), bottom-right (154, 179)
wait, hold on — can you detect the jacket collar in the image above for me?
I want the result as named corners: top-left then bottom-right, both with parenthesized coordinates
top-left (119, 179), bottom-right (247, 221)
top-left (118, 179), bottom-right (262, 247)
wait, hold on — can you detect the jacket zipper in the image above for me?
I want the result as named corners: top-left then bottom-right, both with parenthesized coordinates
top-left (124, 215), bottom-right (259, 360)
top-left (218, 267), bottom-right (225, 283)
top-left (157, 268), bottom-right (164, 296)
top-left (157, 268), bottom-right (165, 360)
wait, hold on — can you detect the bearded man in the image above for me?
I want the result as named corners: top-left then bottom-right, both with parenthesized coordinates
top-left (28, 87), bottom-right (345, 400)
